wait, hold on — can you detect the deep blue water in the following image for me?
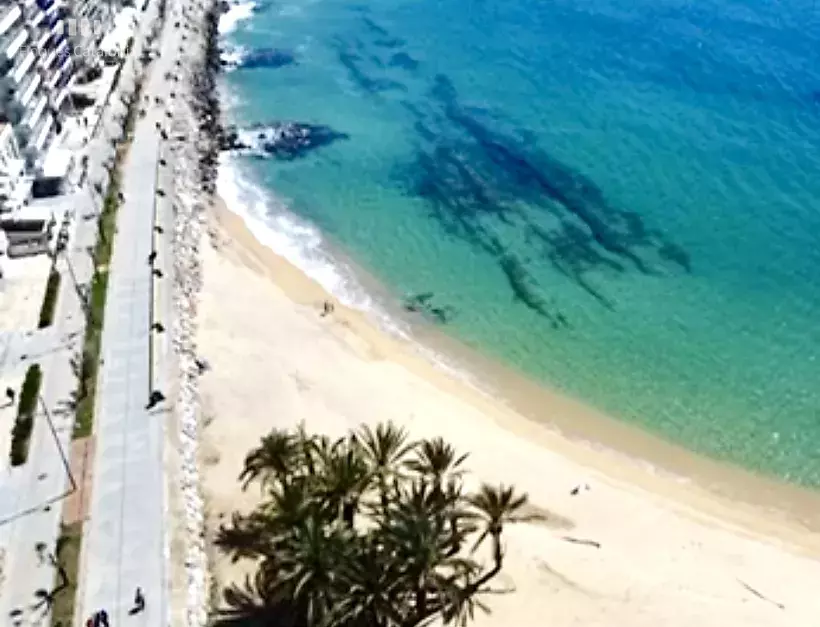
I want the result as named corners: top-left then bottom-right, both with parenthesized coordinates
top-left (218, 0), bottom-right (820, 485)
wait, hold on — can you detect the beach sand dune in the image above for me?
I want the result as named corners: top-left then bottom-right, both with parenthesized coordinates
top-left (198, 201), bottom-right (820, 627)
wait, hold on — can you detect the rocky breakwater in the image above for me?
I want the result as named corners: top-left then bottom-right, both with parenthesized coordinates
top-left (220, 46), bottom-right (296, 70)
top-left (163, 1), bottom-right (225, 626)
top-left (221, 121), bottom-right (349, 160)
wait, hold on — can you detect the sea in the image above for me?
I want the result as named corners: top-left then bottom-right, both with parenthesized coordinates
top-left (215, 0), bottom-right (820, 488)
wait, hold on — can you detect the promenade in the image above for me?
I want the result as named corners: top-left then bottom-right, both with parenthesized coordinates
top-left (0, 21), bottom-right (153, 627)
top-left (76, 2), bottom-right (182, 624)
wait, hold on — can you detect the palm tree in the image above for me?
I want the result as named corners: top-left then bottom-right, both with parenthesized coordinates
top-left (216, 422), bottom-right (528, 627)
top-left (238, 429), bottom-right (297, 491)
top-left (467, 484), bottom-right (528, 579)
top-left (405, 436), bottom-right (468, 486)
top-left (358, 422), bottom-right (413, 508)
top-left (315, 436), bottom-right (370, 526)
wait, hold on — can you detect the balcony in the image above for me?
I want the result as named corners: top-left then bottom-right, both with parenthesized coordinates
top-left (47, 54), bottom-right (69, 89)
top-left (46, 15), bottom-right (63, 38)
top-left (25, 8), bottom-right (44, 30)
top-left (32, 111), bottom-right (54, 151)
top-left (51, 80), bottom-right (68, 109)
top-left (4, 26), bottom-right (29, 60)
top-left (40, 35), bottom-right (65, 68)
top-left (9, 49), bottom-right (35, 83)
top-left (0, 7), bottom-right (23, 37)
top-left (18, 70), bottom-right (39, 106)
top-left (42, 3), bottom-right (64, 25)
top-left (34, 27), bottom-right (50, 50)
top-left (23, 92), bottom-right (46, 128)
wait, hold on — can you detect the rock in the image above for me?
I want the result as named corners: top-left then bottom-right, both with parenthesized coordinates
top-left (226, 121), bottom-right (350, 160)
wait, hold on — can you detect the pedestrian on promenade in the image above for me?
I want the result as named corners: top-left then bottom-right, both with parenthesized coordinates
top-left (5, 387), bottom-right (15, 405)
top-left (99, 608), bottom-right (110, 626)
top-left (134, 586), bottom-right (146, 612)
top-left (85, 617), bottom-right (93, 627)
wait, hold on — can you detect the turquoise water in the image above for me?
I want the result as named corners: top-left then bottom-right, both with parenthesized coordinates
top-left (218, 0), bottom-right (820, 486)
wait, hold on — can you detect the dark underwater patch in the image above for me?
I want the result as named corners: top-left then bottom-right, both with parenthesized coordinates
top-left (233, 47), bottom-right (296, 70)
top-left (362, 16), bottom-right (390, 37)
top-left (389, 52), bottom-right (420, 72)
top-left (373, 37), bottom-right (406, 49)
top-left (403, 292), bottom-right (456, 324)
top-left (332, 39), bottom-right (407, 95)
top-left (391, 73), bottom-right (691, 321)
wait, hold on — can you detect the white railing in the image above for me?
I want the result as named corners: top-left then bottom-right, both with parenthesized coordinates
top-left (18, 69), bottom-right (39, 105)
top-left (47, 54), bottom-right (68, 89)
top-left (5, 26), bottom-right (28, 60)
top-left (0, 7), bottom-right (22, 37)
top-left (24, 92), bottom-right (47, 128)
top-left (32, 112), bottom-right (53, 150)
top-left (35, 28), bottom-right (49, 50)
top-left (10, 49), bottom-right (35, 82)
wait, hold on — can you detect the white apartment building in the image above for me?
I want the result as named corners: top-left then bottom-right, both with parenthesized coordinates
top-left (0, 0), bottom-right (75, 171)
top-left (0, 120), bottom-right (31, 213)
top-left (69, 0), bottom-right (116, 62)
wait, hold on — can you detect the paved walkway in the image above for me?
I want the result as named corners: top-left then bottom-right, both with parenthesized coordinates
top-left (77, 4), bottom-right (182, 624)
top-left (0, 27), bottom-right (153, 627)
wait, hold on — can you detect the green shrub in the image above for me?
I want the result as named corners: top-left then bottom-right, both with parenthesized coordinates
top-left (10, 364), bottom-right (42, 466)
top-left (38, 267), bottom-right (61, 328)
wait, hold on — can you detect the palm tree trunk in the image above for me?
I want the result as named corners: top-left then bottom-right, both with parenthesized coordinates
top-left (342, 499), bottom-right (356, 528)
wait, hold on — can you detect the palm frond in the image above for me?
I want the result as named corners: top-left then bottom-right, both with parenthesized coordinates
top-left (405, 437), bottom-right (469, 483)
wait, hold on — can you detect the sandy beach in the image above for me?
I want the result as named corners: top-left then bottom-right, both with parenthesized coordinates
top-left (196, 195), bottom-right (820, 627)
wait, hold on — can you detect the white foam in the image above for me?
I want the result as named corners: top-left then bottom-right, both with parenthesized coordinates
top-left (218, 157), bottom-right (378, 310)
top-left (218, 0), bottom-right (256, 34)
top-left (216, 156), bottom-right (484, 389)
top-left (219, 43), bottom-right (247, 71)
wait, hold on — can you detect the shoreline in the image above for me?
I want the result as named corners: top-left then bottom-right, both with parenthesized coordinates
top-left (197, 190), bottom-right (820, 626)
top-left (208, 191), bottom-right (820, 547)
top-left (195, 5), bottom-right (820, 625)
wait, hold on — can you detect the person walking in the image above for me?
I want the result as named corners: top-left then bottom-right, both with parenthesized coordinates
top-left (99, 608), bottom-right (110, 627)
top-left (5, 387), bottom-right (15, 405)
top-left (134, 586), bottom-right (146, 612)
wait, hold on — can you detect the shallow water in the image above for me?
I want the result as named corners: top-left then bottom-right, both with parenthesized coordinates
top-left (218, 0), bottom-right (820, 486)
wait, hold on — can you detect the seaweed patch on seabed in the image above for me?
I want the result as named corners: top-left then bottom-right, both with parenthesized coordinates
top-left (331, 38), bottom-right (408, 95)
top-left (362, 16), bottom-right (391, 37)
top-left (389, 52), bottom-right (420, 72)
top-left (392, 74), bottom-right (692, 326)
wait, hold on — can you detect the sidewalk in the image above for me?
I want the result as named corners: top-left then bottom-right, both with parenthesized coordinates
top-left (0, 59), bottom-right (150, 627)
top-left (0, 2), bottom-right (168, 626)
top-left (77, 3), bottom-right (182, 624)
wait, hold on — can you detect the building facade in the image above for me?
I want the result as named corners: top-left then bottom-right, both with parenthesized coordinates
top-left (68, 0), bottom-right (116, 63)
top-left (0, 120), bottom-right (30, 213)
top-left (0, 0), bottom-right (74, 172)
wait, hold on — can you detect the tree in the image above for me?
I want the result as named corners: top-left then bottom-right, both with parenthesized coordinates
top-left (215, 421), bottom-right (529, 627)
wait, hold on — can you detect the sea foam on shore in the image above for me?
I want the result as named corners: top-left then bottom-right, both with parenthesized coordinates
top-left (217, 0), bottom-right (255, 34)
top-left (217, 160), bottom-right (380, 314)
top-left (215, 155), bottom-right (498, 394)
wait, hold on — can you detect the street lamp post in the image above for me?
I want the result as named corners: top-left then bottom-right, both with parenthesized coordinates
top-left (38, 394), bottom-right (77, 493)
top-left (62, 251), bottom-right (91, 319)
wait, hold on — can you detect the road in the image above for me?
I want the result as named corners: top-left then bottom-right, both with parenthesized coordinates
top-left (76, 1), bottom-right (184, 623)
